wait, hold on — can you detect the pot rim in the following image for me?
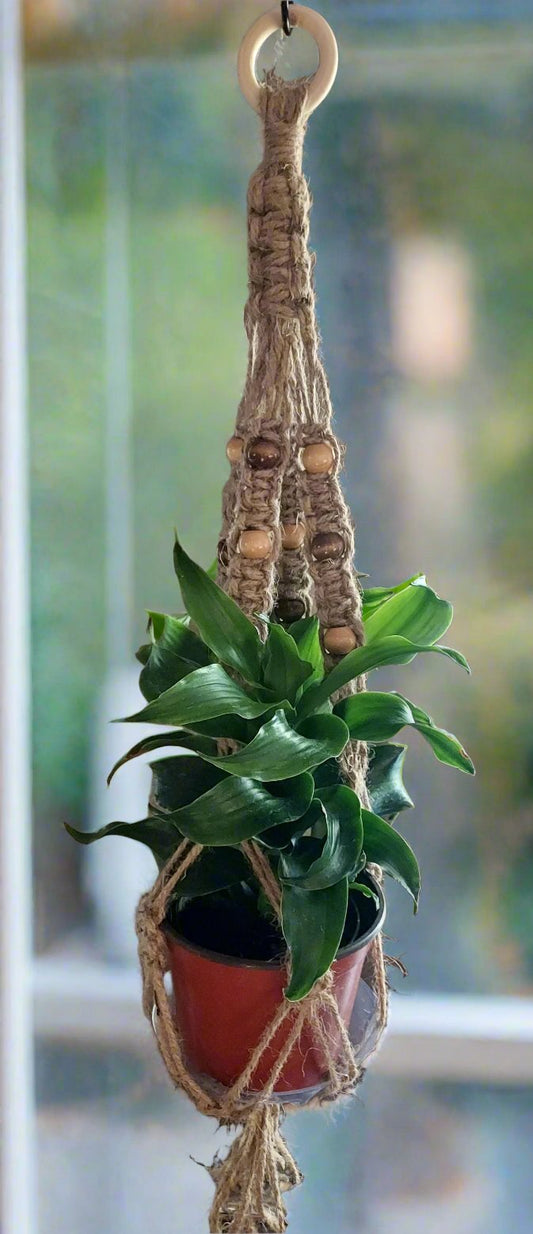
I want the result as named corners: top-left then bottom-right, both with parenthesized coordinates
top-left (163, 871), bottom-right (386, 971)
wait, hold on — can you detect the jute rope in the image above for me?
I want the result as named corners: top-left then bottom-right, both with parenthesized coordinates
top-left (135, 73), bottom-right (388, 1233)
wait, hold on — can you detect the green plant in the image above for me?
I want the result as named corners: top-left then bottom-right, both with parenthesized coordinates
top-left (67, 540), bottom-right (474, 1000)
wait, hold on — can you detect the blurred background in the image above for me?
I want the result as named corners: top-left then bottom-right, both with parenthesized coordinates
top-left (1, 0), bottom-right (533, 1230)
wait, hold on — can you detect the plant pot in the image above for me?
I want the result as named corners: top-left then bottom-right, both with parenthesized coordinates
top-left (164, 875), bottom-right (385, 1097)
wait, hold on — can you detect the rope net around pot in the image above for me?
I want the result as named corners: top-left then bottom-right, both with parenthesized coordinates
top-left (135, 74), bottom-right (389, 1234)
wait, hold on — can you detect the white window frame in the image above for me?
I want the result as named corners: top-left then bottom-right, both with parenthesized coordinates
top-left (0, 0), bottom-right (37, 1230)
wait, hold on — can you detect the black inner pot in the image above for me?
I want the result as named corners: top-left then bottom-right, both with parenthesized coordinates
top-left (166, 872), bottom-right (380, 964)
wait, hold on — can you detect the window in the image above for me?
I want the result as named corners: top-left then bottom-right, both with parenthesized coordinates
top-left (2, 1), bottom-right (532, 1230)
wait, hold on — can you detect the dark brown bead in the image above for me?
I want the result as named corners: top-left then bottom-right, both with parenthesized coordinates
top-left (311, 531), bottom-right (345, 562)
top-left (247, 437), bottom-right (281, 471)
top-left (274, 596), bottom-right (306, 624)
top-left (217, 538), bottom-right (229, 568)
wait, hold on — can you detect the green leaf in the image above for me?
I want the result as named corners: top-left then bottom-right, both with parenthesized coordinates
top-left (164, 772), bottom-right (314, 845)
top-left (336, 691), bottom-right (474, 776)
top-left (362, 809), bottom-right (420, 908)
top-left (173, 539), bottom-right (262, 683)
top-left (183, 714), bottom-right (253, 742)
top-left (288, 616), bottom-right (324, 685)
top-left (172, 847), bottom-right (250, 899)
top-left (259, 798), bottom-right (325, 852)
top-left (362, 575), bottom-right (424, 621)
top-left (108, 730), bottom-right (218, 785)
top-left (282, 879), bottom-right (349, 1001)
top-left (139, 612), bottom-right (211, 701)
top-left (281, 786), bottom-right (363, 890)
top-left (298, 635), bottom-right (470, 720)
top-left (393, 694), bottom-right (475, 775)
top-left (135, 643), bottom-right (151, 666)
top-left (349, 880), bottom-right (380, 909)
top-left (334, 692), bottom-right (415, 742)
top-left (367, 744), bottom-right (413, 820)
top-left (123, 664), bottom-right (279, 728)
top-left (65, 816), bottom-right (180, 869)
top-left (261, 624), bottom-right (313, 704)
top-left (200, 710), bottom-right (349, 781)
top-left (206, 558), bottom-right (218, 580)
top-left (364, 578), bottom-right (452, 647)
top-left (313, 759), bottom-right (343, 789)
top-left (149, 756), bottom-right (227, 813)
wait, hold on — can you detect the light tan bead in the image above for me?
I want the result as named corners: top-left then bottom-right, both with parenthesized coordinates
top-left (239, 529), bottom-right (272, 560)
top-left (302, 441), bottom-right (335, 475)
top-left (281, 521), bottom-right (305, 550)
top-left (324, 626), bottom-right (357, 656)
top-left (226, 435), bottom-right (244, 465)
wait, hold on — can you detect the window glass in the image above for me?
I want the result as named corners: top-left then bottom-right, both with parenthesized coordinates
top-left (36, 1053), bottom-right (533, 1234)
top-left (25, 2), bottom-right (533, 1229)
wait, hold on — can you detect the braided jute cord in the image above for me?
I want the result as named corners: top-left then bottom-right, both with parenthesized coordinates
top-left (135, 74), bottom-right (389, 1234)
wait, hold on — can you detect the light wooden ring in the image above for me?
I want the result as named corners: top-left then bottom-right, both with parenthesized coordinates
top-left (237, 4), bottom-right (338, 116)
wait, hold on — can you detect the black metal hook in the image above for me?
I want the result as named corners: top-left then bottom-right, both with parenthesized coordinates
top-left (281, 0), bottom-right (294, 36)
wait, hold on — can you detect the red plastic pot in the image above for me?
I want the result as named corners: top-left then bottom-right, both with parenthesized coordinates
top-left (164, 878), bottom-right (385, 1097)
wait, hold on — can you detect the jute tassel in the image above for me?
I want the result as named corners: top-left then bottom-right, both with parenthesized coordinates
top-left (135, 74), bottom-right (389, 1234)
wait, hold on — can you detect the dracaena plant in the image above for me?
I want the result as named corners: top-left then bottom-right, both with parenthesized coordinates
top-left (68, 540), bottom-right (474, 1001)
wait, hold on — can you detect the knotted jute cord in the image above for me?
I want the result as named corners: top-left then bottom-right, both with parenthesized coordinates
top-left (135, 74), bottom-right (388, 1233)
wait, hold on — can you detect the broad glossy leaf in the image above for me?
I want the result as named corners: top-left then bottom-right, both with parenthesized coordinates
top-left (172, 847), bottom-right (250, 899)
top-left (281, 785), bottom-right (363, 890)
top-left (364, 578), bottom-right (452, 647)
top-left (288, 616), bottom-right (324, 685)
top-left (65, 815), bottom-right (180, 868)
top-left (414, 720), bottom-right (475, 775)
top-left (184, 714), bottom-right (253, 743)
top-left (394, 694), bottom-right (475, 774)
top-left (123, 664), bottom-right (277, 728)
top-left (362, 809), bottom-right (420, 908)
top-left (282, 878), bottom-right (349, 1001)
top-left (140, 612), bottom-right (211, 701)
top-left (313, 759), bottom-right (342, 789)
top-left (367, 744), bottom-right (413, 819)
top-left (149, 756), bottom-right (227, 813)
top-left (201, 710), bottom-right (349, 781)
top-left (135, 643), bottom-right (151, 666)
top-left (165, 772), bottom-right (314, 845)
top-left (362, 575), bottom-right (424, 621)
top-left (260, 798), bottom-right (324, 852)
top-left (173, 539), bottom-right (262, 683)
top-left (108, 730), bottom-right (218, 784)
top-left (298, 636), bottom-right (470, 719)
top-left (261, 624), bottom-right (313, 704)
top-left (334, 692), bottom-right (414, 741)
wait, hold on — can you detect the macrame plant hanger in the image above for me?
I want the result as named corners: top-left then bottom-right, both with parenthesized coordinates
top-left (136, 7), bottom-right (389, 1231)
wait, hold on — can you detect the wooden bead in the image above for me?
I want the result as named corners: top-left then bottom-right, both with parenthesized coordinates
top-left (274, 597), bottom-right (306, 623)
top-left (282, 521), bottom-right (305, 550)
top-left (226, 435), bottom-right (244, 464)
top-left (239, 529), bottom-right (272, 560)
top-left (324, 626), bottom-right (357, 656)
top-left (311, 531), bottom-right (345, 561)
top-left (247, 437), bottom-right (281, 470)
top-left (302, 441), bottom-right (334, 475)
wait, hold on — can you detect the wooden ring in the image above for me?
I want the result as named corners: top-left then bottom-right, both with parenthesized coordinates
top-left (237, 4), bottom-right (338, 116)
